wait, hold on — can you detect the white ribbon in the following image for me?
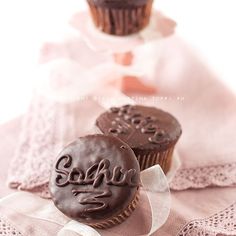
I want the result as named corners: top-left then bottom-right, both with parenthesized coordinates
top-left (58, 221), bottom-right (101, 236)
top-left (141, 165), bottom-right (171, 236)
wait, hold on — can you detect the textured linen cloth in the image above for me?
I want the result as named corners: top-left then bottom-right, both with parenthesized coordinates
top-left (1, 12), bottom-right (236, 236)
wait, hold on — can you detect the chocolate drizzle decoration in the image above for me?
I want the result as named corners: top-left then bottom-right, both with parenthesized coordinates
top-left (54, 155), bottom-right (138, 213)
top-left (72, 188), bottom-right (112, 213)
top-left (108, 105), bottom-right (170, 144)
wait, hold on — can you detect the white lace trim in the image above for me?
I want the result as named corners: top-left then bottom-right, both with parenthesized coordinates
top-left (170, 162), bottom-right (236, 190)
top-left (177, 202), bottom-right (236, 236)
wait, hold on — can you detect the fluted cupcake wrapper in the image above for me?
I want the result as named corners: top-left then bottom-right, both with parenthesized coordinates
top-left (136, 146), bottom-right (175, 173)
top-left (88, 190), bottom-right (140, 229)
top-left (87, 0), bottom-right (153, 36)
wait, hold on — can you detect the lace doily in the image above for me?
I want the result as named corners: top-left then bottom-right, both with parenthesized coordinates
top-left (177, 202), bottom-right (236, 236)
top-left (7, 95), bottom-right (63, 191)
top-left (170, 162), bottom-right (236, 190)
top-left (0, 215), bottom-right (22, 235)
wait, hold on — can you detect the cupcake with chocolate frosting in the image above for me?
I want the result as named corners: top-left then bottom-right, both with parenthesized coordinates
top-left (87, 0), bottom-right (154, 35)
top-left (50, 134), bottom-right (140, 229)
top-left (96, 105), bottom-right (182, 173)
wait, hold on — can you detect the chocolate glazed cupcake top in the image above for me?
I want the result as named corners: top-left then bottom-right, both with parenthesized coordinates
top-left (88, 0), bottom-right (148, 8)
top-left (96, 105), bottom-right (182, 152)
top-left (49, 134), bottom-right (140, 224)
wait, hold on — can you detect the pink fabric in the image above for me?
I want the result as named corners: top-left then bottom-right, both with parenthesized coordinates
top-left (1, 12), bottom-right (236, 235)
top-left (159, 187), bottom-right (236, 236)
top-left (0, 118), bottom-right (21, 197)
top-left (142, 36), bottom-right (236, 190)
top-left (39, 34), bottom-right (110, 66)
top-left (7, 36), bottom-right (236, 194)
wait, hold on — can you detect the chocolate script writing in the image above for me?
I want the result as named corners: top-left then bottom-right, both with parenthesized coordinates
top-left (54, 155), bottom-right (138, 213)
top-left (55, 155), bottom-right (138, 188)
top-left (109, 105), bottom-right (170, 144)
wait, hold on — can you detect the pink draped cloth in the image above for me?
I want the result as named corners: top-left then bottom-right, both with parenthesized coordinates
top-left (0, 15), bottom-right (236, 235)
top-left (7, 35), bottom-right (236, 195)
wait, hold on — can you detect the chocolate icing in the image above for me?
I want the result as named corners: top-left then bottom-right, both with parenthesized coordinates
top-left (96, 105), bottom-right (182, 152)
top-left (50, 134), bottom-right (140, 224)
top-left (87, 0), bottom-right (148, 8)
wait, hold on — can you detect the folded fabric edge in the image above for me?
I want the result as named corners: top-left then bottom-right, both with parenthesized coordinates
top-left (170, 162), bottom-right (236, 190)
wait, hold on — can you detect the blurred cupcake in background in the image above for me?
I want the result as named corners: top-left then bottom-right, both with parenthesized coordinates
top-left (87, 0), bottom-right (154, 36)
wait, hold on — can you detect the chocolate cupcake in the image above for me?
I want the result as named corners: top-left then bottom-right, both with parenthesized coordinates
top-left (96, 105), bottom-right (182, 173)
top-left (87, 0), bottom-right (154, 36)
top-left (49, 134), bottom-right (140, 229)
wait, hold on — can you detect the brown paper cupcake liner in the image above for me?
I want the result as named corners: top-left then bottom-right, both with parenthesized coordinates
top-left (136, 146), bottom-right (175, 173)
top-left (89, 190), bottom-right (140, 229)
top-left (87, 0), bottom-right (153, 35)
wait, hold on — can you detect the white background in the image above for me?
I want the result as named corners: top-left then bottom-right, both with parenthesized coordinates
top-left (0, 0), bottom-right (236, 124)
